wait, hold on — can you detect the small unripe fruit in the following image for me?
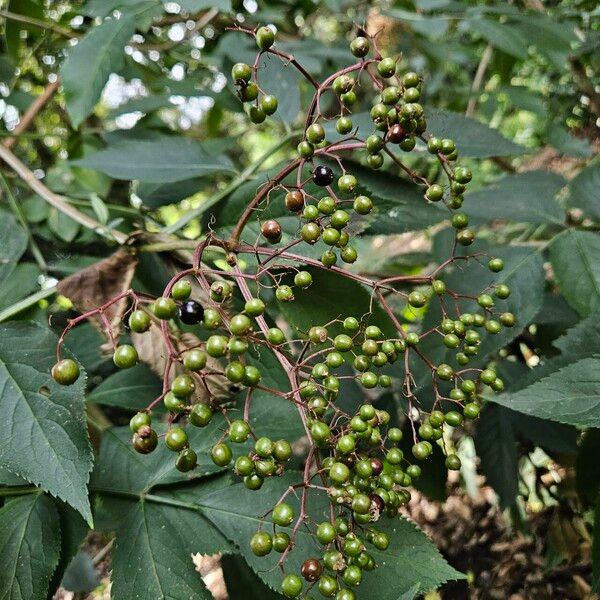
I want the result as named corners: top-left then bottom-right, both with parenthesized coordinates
top-left (51, 359), bottom-right (80, 385)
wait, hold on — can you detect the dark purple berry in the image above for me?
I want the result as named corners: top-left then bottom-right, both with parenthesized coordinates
top-left (178, 300), bottom-right (204, 325)
top-left (313, 165), bottom-right (334, 187)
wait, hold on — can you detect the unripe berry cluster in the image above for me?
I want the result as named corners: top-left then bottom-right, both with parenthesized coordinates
top-left (50, 25), bottom-right (518, 599)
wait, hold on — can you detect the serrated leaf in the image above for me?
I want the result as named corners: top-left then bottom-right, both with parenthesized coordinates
top-left (464, 171), bottom-right (565, 225)
top-left (0, 494), bottom-right (61, 600)
top-left (425, 108), bottom-right (525, 157)
top-left (475, 403), bottom-right (518, 508)
top-left (87, 364), bottom-right (163, 410)
top-left (196, 474), bottom-right (462, 597)
top-left (73, 137), bottom-right (235, 183)
top-left (92, 433), bottom-right (232, 600)
top-left (567, 160), bottom-right (600, 221)
top-left (350, 163), bottom-right (446, 234)
top-left (550, 230), bottom-right (600, 317)
top-left (108, 499), bottom-right (217, 600)
top-left (470, 18), bottom-right (529, 59)
top-left (0, 322), bottom-right (93, 523)
top-left (221, 554), bottom-right (286, 600)
top-left (60, 15), bottom-right (138, 128)
top-left (277, 267), bottom-right (395, 337)
top-left (546, 125), bottom-right (594, 158)
top-left (492, 356), bottom-right (600, 428)
top-left (418, 245), bottom-right (545, 387)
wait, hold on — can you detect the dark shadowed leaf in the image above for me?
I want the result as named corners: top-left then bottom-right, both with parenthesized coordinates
top-left (464, 171), bottom-right (565, 225)
top-left (73, 137), bottom-right (235, 183)
top-left (60, 15), bottom-right (138, 128)
top-left (550, 230), bottom-right (600, 316)
top-left (0, 494), bottom-right (61, 600)
top-left (0, 322), bottom-right (93, 523)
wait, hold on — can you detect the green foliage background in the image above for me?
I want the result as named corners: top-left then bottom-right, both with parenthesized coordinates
top-left (0, 0), bottom-right (598, 598)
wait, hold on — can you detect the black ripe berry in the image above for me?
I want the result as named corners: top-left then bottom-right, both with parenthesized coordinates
top-left (178, 300), bottom-right (204, 325)
top-left (312, 165), bottom-right (334, 187)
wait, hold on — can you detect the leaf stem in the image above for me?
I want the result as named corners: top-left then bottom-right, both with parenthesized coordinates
top-left (0, 145), bottom-right (128, 244)
top-left (0, 285), bottom-right (56, 323)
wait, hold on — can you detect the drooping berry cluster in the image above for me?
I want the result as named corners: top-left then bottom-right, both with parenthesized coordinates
top-left (51, 25), bottom-right (516, 600)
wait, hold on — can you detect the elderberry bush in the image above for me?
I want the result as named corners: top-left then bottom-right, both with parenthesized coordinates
top-left (49, 26), bottom-right (519, 599)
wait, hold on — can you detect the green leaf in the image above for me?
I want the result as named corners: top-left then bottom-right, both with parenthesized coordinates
top-left (73, 137), bottom-right (235, 183)
top-left (425, 108), bottom-right (525, 157)
top-left (567, 160), bottom-right (600, 221)
top-left (492, 356), bottom-right (600, 428)
top-left (60, 15), bottom-right (137, 128)
top-left (277, 267), bottom-right (394, 337)
top-left (137, 177), bottom-right (211, 208)
top-left (48, 207), bottom-right (80, 242)
top-left (221, 554), bottom-right (286, 600)
top-left (197, 474), bottom-right (462, 597)
top-left (546, 125), bottom-right (594, 158)
top-left (470, 19), bottom-right (529, 59)
top-left (0, 494), bottom-right (61, 600)
top-left (549, 230), bottom-right (600, 316)
top-left (351, 163), bottom-right (446, 234)
top-left (92, 430), bottom-right (232, 600)
top-left (108, 498), bottom-right (219, 600)
top-left (61, 551), bottom-right (99, 594)
top-left (464, 171), bottom-right (565, 225)
top-left (0, 322), bottom-right (93, 523)
top-left (87, 364), bottom-right (163, 410)
top-left (0, 209), bottom-right (27, 286)
top-left (475, 404), bottom-right (518, 508)
top-left (0, 263), bottom-right (40, 310)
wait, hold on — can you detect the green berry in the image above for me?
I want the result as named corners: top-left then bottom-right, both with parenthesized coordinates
top-left (171, 279), bottom-right (192, 301)
top-left (183, 349), bottom-right (207, 371)
top-left (154, 297), bottom-right (177, 320)
top-left (210, 442), bottom-right (232, 466)
top-left (245, 297), bottom-right (265, 317)
top-left (272, 502), bottom-right (294, 526)
top-left (129, 412), bottom-right (151, 432)
top-left (255, 25), bottom-right (275, 50)
top-left (251, 531), bottom-right (273, 557)
top-left (231, 62), bottom-right (252, 83)
top-left (51, 358), bottom-right (80, 385)
top-left (488, 257), bottom-right (504, 272)
top-left (129, 309), bottom-right (151, 333)
top-left (294, 271), bottom-right (312, 288)
top-left (260, 94), bottom-right (278, 115)
top-left (189, 403), bottom-right (213, 427)
top-left (113, 345), bottom-right (138, 369)
top-left (176, 447), bottom-right (197, 472)
top-left (165, 426), bottom-right (188, 451)
top-left (281, 574), bottom-right (303, 598)
top-left (206, 335), bottom-right (228, 357)
top-left (350, 36), bottom-right (370, 57)
top-left (377, 57), bottom-right (396, 78)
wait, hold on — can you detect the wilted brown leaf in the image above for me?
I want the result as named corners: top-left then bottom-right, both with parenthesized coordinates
top-left (57, 247), bottom-right (138, 338)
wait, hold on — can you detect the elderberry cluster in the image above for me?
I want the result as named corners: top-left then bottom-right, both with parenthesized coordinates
top-left (50, 25), bottom-right (518, 600)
